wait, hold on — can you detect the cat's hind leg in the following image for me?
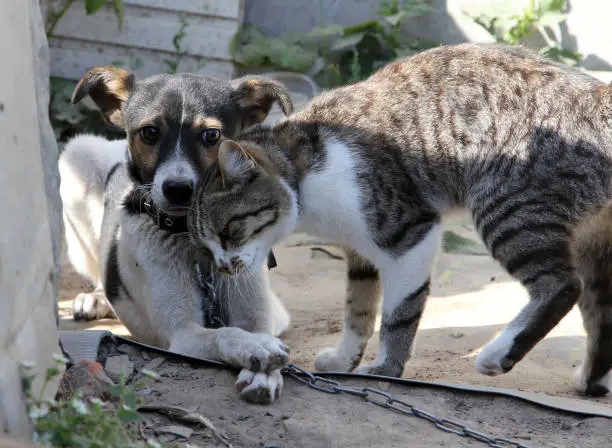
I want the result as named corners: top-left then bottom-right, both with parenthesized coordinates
top-left (315, 249), bottom-right (381, 372)
top-left (355, 223), bottom-right (441, 377)
top-left (473, 196), bottom-right (582, 376)
top-left (572, 207), bottom-right (612, 397)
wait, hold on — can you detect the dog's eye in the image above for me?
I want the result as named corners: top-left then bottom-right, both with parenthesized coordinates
top-left (140, 126), bottom-right (160, 144)
top-left (202, 129), bottom-right (221, 146)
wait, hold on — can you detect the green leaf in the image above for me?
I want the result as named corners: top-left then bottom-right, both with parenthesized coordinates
top-left (45, 367), bottom-right (60, 381)
top-left (112, 0), bottom-right (125, 29)
top-left (306, 25), bottom-right (344, 38)
top-left (384, 10), bottom-right (408, 27)
top-left (118, 408), bottom-right (142, 423)
top-left (85, 0), bottom-right (106, 15)
top-left (343, 19), bottom-right (384, 35)
top-left (122, 391), bottom-right (137, 411)
top-left (539, 0), bottom-right (567, 13)
top-left (330, 32), bottom-right (366, 53)
top-left (537, 11), bottom-right (567, 27)
top-left (442, 231), bottom-right (488, 256)
top-left (108, 384), bottom-right (122, 397)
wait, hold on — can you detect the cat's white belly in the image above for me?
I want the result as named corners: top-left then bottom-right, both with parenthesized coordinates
top-left (298, 138), bottom-right (382, 262)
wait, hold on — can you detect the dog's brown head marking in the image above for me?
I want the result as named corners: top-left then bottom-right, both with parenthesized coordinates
top-left (71, 66), bottom-right (135, 127)
top-left (231, 77), bottom-right (294, 128)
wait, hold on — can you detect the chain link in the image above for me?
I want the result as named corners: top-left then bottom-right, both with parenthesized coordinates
top-left (282, 363), bottom-right (531, 448)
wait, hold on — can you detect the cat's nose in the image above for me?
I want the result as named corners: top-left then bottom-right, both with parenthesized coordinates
top-left (231, 256), bottom-right (244, 272)
top-left (218, 263), bottom-right (234, 275)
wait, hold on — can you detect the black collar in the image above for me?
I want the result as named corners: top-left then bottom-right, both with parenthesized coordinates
top-left (123, 188), bottom-right (189, 234)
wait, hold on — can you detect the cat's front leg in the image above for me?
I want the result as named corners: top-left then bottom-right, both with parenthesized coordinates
top-left (315, 250), bottom-right (381, 372)
top-left (355, 224), bottom-right (441, 377)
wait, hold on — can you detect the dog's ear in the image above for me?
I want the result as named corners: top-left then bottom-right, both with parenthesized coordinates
top-left (71, 66), bottom-right (135, 128)
top-left (218, 140), bottom-right (256, 179)
top-left (232, 77), bottom-right (294, 126)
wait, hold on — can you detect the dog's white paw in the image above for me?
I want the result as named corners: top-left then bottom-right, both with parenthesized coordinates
top-left (216, 328), bottom-right (290, 372)
top-left (476, 328), bottom-right (520, 376)
top-left (72, 290), bottom-right (113, 321)
top-left (573, 363), bottom-right (611, 397)
top-left (314, 347), bottom-right (354, 372)
top-left (236, 369), bottom-right (283, 404)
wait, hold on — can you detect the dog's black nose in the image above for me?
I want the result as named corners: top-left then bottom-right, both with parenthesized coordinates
top-left (162, 179), bottom-right (193, 205)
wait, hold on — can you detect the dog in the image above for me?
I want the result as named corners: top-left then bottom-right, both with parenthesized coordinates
top-left (59, 66), bottom-right (294, 403)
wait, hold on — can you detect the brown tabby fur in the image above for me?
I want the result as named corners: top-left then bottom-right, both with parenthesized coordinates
top-left (190, 43), bottom-right (612, 396)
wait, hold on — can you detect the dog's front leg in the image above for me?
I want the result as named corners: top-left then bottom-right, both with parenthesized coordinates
top-left (143, 256), bottom-right (289, 403)
top-left (168, 322), bottom-right (288, 403)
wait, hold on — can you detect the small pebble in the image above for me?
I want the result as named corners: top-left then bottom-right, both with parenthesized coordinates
top-left (142, 357), bottom-right (166, 373)
top-left (158, 425), bottom-right (193, 439)
top-left (104, 355), bottom-right (134, 383)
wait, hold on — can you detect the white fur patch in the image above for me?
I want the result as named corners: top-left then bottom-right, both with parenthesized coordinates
top-left (379, 224), bottom-right (441, 315)
top-left (299, 138), bottom-right (379, 260)
top-left (236, 369), bottom-right (283, 404)
top-left (214, 328), bottom-right (289, 372)
top-left (315, 327), bottom-right (365, 372)
top-left (476, 326), bottom-right (522, 375)
top-left (573, 363), bottom-right (612, 395)
top-left (355, 340), bottom-right (388, 374)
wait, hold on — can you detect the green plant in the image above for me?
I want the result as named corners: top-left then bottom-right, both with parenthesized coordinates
top-left (230, 0), bottom-right (439, 88)
top-left (21, 355), bottom-right (166, 448)
top-left (165, 15), bottom-right (190, 74)
top-left (465, 0), bottom-right (582, 66)
top-left (46, 0), bottom-right (125, 37)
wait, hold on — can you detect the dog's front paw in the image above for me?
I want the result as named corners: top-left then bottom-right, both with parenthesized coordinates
top-left (315, 347), bottom-right (354, 372)
top-left (236, 369), bottom-right (283, 404)
top-left (216, 328), bottom-right (290, 372)
top-left (72, 290), bottom-right (113, 321)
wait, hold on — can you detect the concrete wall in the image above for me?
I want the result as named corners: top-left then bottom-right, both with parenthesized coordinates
top-left (0, 0), bottom-right (62, 438)
top-left (244, 0), bottom-right (612, 71)
top-left (41, 0), bottom-right (244, 81)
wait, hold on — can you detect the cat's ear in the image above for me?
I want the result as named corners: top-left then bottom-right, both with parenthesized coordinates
top-left (218, 140), bottom-right (256, 178)
top-left (71, 66), bottom-right (135, 128)
top-left (231, 77), bottom-right (294, 126)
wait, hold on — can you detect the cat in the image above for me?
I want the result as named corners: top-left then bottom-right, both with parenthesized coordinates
top-left (188, 43), bottom-right (612, 397)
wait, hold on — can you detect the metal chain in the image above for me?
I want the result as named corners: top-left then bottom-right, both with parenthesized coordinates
top-left (281, 363), bottom-right (531, 448)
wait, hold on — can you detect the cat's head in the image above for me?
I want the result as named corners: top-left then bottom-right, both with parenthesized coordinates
top-left (188, 139), bottom-right (298, 275)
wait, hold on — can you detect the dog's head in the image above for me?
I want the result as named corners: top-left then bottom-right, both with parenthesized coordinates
top-left (71, 66), bottom-right (293, 215)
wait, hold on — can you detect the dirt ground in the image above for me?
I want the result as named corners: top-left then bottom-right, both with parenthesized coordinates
top-left (58, 217), bottom-right (612, 447)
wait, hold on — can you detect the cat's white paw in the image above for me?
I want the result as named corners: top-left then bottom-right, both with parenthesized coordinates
top-left (72, 291), bottom-right (113, 321)
top-left (573, 363), bottom-right (611, 397)
top-left (216, 328), bottom-right (290, 372)
top-left (354, 362), bottom-right (403, 377)
top-left (315, 347), bottom-right (354, 372)
top-left (236, 368), bottom-right (283, 404)
top-left (476, 327), bottom-right (520, 376)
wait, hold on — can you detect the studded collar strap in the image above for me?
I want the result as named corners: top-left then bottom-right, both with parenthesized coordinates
top-left (122, 188), bottom-right (189, 234)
